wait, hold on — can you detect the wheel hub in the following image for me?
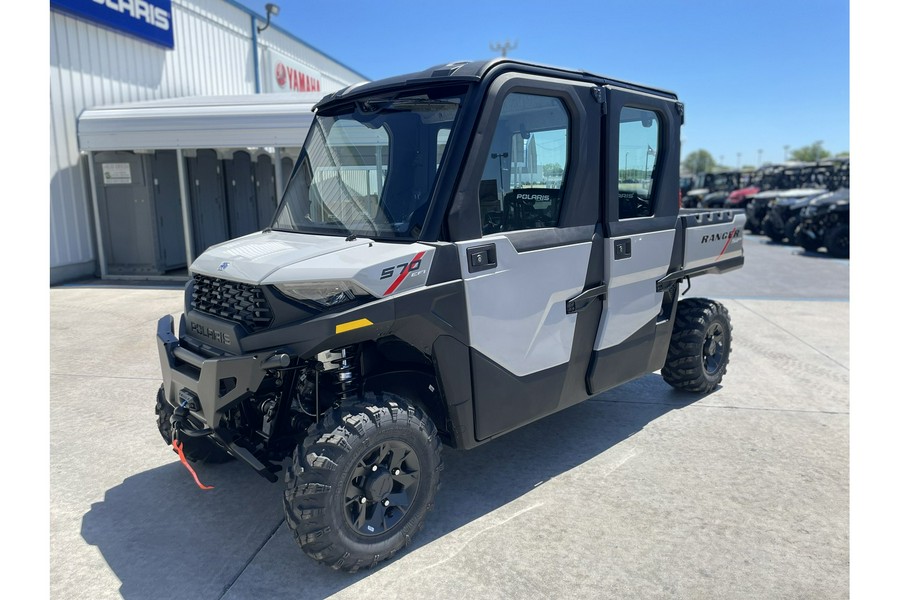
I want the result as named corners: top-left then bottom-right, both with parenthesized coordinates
top-left (364, 469), bottom-right (393, 502)
top-left (343, 440), bottom-right (421, 537)
top-left (703, 323), bottom-right (725, 375)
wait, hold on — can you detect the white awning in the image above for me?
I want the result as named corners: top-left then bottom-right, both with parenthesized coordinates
top-left (77, 93), bottom-right (321, 151)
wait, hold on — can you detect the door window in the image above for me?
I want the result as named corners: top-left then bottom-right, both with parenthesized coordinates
top-left (618, 107), bottom-right (661, 219)
top-left (478, 93), bottom-right (570, 234)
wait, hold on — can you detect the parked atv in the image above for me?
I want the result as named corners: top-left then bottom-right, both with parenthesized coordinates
top-left (682, 170), bottom-right (743, 208)
top-left (760, 188), bottom-right (828, 244)
top-left (744, 190), bottom-right (782, 234)
top-left (794, 188), bottom-right (850, 257)
top-left (724, 185), bottom-right (760, 210)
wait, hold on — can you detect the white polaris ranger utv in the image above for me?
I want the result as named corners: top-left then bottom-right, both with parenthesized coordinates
top-left (155, 59), bottom-right (745, 571)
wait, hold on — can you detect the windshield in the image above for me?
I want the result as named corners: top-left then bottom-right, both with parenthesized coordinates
top-left (272, 87), bottom-right (466, 240)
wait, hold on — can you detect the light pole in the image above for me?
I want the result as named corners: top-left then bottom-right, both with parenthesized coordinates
top-left (491, 152), bottom-right (509, 194)
top-left (757, 149), bottom-right (763, 167)
top-left (736, 152), bottom-right (742, 170)
top-left (784, 145), bottom-right (790, 161)
top-left (251, 3), bottom-right (280, 94)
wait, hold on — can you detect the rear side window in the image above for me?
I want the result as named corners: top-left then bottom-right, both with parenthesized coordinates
top-left (618, 107), bottom-right (661, 219)
top-left (477, 93), bottom-right (570, 234)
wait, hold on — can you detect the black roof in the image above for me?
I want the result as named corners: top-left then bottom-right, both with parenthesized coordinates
top-left (315, 58), bottom-right (678, 110)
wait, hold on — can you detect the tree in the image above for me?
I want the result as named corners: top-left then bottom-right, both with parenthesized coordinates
top-left (681, 149), bottom-right (717, 174)
top-left (542, 162), bottom-right (564, 178)
top-left (790, 141), bottom-right (832, 162)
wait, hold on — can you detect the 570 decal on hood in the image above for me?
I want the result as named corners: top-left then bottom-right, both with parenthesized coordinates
top-left (379, 251), bottom-right (428, 295)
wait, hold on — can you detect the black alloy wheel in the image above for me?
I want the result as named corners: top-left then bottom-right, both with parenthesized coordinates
top-left (702, 321), bottom-right (726, 376)
top-left (343, 440), bottom-right (421, 537)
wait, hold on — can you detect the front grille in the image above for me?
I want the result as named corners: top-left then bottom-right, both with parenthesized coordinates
top-left (190, 274), bottom-right (273, 332)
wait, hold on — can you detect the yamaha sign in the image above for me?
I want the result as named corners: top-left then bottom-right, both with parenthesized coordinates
top-left (51, 0), bottom-right (175, 49)
top-left (266, 51), bottom-right (322, 93)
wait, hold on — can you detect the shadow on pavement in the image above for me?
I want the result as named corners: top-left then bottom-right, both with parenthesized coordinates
top-left (81, 374), bottom-right (704, 599)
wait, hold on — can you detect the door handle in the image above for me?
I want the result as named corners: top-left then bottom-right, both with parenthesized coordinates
top-left (566, 283), bottom-right (608, 314)
top-left (614, 238), bottom-right (632, 260)
top-left (466, 244), bottom-right (497, 273)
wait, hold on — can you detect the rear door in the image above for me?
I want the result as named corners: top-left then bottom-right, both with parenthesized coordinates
top-left (586, 86), bottom-right (684, 394)
top-left (447, 73), bottom-right (602, 440)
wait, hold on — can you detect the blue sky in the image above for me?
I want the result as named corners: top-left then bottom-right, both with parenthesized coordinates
top-left (243, 0), bottom-right (849, 169)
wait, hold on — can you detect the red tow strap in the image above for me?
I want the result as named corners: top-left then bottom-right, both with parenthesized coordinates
top-left (172, 439), bottom-right (215, 490)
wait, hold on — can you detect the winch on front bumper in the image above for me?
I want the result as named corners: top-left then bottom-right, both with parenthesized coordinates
top-left (156, 314), bottom-right (292, 482)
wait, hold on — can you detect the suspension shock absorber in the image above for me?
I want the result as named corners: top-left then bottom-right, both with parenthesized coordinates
top-left (317, 345), bottom-right (360, 403)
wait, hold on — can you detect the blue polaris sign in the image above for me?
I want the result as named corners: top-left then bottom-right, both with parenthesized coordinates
top-left (51, 0), bottom-right (175, 49)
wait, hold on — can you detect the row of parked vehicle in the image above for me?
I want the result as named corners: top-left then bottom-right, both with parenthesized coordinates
top-left (680, 158), bottom-right (850, 258)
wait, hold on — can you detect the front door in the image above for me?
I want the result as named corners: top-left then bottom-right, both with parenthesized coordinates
top-left (449, 73), bottom-right (602, 440)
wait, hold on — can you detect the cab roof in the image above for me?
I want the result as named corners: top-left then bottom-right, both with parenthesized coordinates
top-left (314, 58), bottom-right (678, 110)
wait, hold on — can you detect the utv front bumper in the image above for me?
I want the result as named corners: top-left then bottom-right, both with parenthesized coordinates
top-left (156, 314), bottom-right (289, 481)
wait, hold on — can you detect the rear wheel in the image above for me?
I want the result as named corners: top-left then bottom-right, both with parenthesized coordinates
top-left (155, 385), bottom-right (232, 463)
top-left (796, 227), bottom-right (822, 252)
top-left (283, 394), bottom-right (442, 572)
top-left (662, 298), bottom-right (732, 394)
top-left (825, 223), bottom-right (850, 258)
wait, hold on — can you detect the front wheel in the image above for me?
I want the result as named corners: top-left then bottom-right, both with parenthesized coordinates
top-left (283, 395), bottom-right (442, 572)
top-left (783, 216), bottom-right (802, 245)
top-left (824, 223), bottom-right (850, 258)
top-left (796, 227), bottom-right (822, 252)
top-left (662, 298), bottom-right (733, 394)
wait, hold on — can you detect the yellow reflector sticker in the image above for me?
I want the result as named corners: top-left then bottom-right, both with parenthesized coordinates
top-left (335, 318), bottom-right (374, 334)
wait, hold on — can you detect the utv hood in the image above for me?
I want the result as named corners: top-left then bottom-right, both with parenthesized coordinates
top-left (189, 230), bottom-right (438, 298)
top-left (190, 231), bottom-right (372, 284)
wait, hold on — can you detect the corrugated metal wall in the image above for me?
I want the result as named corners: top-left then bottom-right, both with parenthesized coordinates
top-left (259, 27), bottom-right (361, 94)
top-left (49, 0), bottom-right (364, 282)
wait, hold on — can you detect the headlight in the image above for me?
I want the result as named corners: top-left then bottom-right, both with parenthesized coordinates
top-left (275, 281), bottom-right (369, 308)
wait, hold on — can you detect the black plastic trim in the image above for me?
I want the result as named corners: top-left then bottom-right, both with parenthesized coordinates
top-left (566, 283), bottom-right (608, 314)
top-left (422, 242), bottom-right (462, 285)
top-left (607, 215), bottom-right (678, 238)
top-left (586, 308), bottom-right (676, 396)
top-left (503, 225), bottom-right (595, 253)
top-left (432, 336), bottom-right (476, 449)
top-left (656, 256), bottom-right (745, 291)
top-left (470, 349), bottom-right (568, 441)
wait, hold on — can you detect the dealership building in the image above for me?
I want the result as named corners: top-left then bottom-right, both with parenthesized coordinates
top-left (50, 0), bottom-right (367, 284)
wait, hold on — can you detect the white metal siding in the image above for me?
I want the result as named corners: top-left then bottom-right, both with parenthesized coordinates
top-left (259, 28), bottom-right (362, 93)
top-left (49, 0), bottom-right (364, 276)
